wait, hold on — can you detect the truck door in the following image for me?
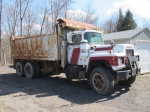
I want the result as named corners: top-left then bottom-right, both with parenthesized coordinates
top-left (67, 34), bottom-right (82, 65)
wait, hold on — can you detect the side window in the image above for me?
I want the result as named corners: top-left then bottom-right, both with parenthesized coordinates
top-left (72, 34), bottom-right (82, 45)
top-left (72, 35), bottom-right (77, 44)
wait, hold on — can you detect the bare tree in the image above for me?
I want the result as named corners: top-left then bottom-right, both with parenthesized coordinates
top-left (40, 8), bottom-right (49, 35)
top-left (103, 19), bottom-right (117, 33)
top-left (64, 0), bottom-right (99, 26)
top-left (0, 0), bottom-right (12, 65)
top-left (19, 0), bottom-right (31, 36)
top-left (61, 0), bottom-right (75, 19)
top-left (102, 12), bottom-right (118, 33)
top-left (49, 0), bottom-right (68, 29)
top-left (81, 1), bottom-right (99, 25)
top-left (24, 8), bottom-right (38, 36)
top-left (2, 0), bottom-right (33, 37)
top-left (39, 0), bottom-right (75, 34)
top-left (142, 19), bottom-right (150, 29)
top-left (3, 1), bottom-right (20, 36)
top-left (0, 0), bottom-right (2, 61)
top-left (1, 0), bottom-right (33, 65)
top-left (1, 40), bottom-right (6, 65)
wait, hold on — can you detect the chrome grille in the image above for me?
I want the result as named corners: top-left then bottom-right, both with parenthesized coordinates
top-left (126, 49), bottom-right (134, 57)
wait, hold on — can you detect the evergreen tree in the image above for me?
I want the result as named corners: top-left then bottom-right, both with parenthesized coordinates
top-left (117, 8), bottom-right (124, 31)
top-left (122, 9), bottom-right (137, 30)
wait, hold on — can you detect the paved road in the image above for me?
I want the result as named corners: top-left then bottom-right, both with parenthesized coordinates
top-left (0, 66), bottom-right (150, 112)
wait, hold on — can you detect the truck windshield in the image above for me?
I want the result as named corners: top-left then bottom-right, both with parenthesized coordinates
top-left (84, 32), bottom-right (104, 45)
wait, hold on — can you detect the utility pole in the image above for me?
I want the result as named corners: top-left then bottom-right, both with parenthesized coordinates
top-left (0, 0), bottom-right (2, 61)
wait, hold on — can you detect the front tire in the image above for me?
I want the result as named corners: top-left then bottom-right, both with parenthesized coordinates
top-left (24, 62), bottom-right (36, 79)
top-left (90, 67), bottom-right (114, 95)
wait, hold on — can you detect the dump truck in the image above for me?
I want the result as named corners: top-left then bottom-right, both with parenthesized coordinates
top-left (11, 19), bottom-right (141, 95)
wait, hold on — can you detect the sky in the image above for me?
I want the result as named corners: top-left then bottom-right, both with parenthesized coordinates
top-left (72, 0), bottom-right (150, 19)
top-left (4, 0), bottom-right (150, 19)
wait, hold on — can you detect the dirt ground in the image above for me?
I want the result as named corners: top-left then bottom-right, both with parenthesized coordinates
top-left (0, 66), bottom-right (150, 112)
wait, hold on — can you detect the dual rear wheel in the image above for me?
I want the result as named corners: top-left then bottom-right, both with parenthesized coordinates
top-left (16, 61), bottom-right (25, 77)
top-left (16, 61), bottom-right (41, 79)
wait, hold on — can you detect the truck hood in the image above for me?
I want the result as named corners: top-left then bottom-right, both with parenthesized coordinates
top-left (90, 44), bottom-right (137, 57)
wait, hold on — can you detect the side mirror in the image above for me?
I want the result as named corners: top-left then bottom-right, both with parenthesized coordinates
top-left (110, 40), bottom-right (114, 46)
top-left (67, 32), bottom-right (72, 43)
top-left (80, 40), bottom-right (88, 43)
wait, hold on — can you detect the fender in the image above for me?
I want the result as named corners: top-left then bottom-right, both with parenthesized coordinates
top-left (86, 56), bottom-right (118, 72)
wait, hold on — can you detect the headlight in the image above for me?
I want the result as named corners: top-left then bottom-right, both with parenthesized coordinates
top-left (136, 61), bottom-right (139, 65)
top-left (118, 57), bottom-right (124, 66)
top-left (136, 56), bottom-right (139, 61)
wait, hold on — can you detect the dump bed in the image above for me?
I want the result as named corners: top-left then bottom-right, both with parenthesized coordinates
top-left (11, 18), bottom-right (96, 61)
top-left (11, 34), bottom-right (59, 61)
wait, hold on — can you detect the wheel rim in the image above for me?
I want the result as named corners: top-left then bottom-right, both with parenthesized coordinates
top-left (93, 73), bottom-right (106, 91)
top-left (26, 65), bottom-right (31, 76)
top-left (16, 64), bottom-right (21, 74)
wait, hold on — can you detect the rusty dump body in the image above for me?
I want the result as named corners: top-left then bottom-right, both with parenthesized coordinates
top-left (11, 19), bottom-right (96, 61)
top-left (11, 34), bottom-right (58, 61)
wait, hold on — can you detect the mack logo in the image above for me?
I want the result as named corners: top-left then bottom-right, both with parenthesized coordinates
top-left (126, 46), bottom-right (133, 49)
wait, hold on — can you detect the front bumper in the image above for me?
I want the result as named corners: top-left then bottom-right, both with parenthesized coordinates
top-left (117, 67), bottom-right (141, 80)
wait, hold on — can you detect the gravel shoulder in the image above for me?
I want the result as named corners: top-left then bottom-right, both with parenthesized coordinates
top-left (0, 66), bottom-right (150, 112)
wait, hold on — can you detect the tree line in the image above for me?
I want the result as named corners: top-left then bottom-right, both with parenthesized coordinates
top-left (0, 0), bottom-right (149, 37)
top-left (117, 9), bottom-right (137, 31)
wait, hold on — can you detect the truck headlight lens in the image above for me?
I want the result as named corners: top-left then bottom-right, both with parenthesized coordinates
top-left (118, 57), bottom-right (124, 66)
top-left (136, 56), bottom-right (139, 61)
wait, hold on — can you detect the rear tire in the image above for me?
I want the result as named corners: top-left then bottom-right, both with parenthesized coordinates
top-left (16, 61), bottom-right (25, 77)
top-left (24, 62), bottom-right (36, 79)
top-left (119, 76), bottom-right (136, 85)
top-left (34, 62), bottom-right (41, 78)
top-left (90, 67), bottom-right (114, 95)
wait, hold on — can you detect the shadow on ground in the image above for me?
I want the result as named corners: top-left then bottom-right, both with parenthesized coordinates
top-left (0, 73), bottom-right (130, 104)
